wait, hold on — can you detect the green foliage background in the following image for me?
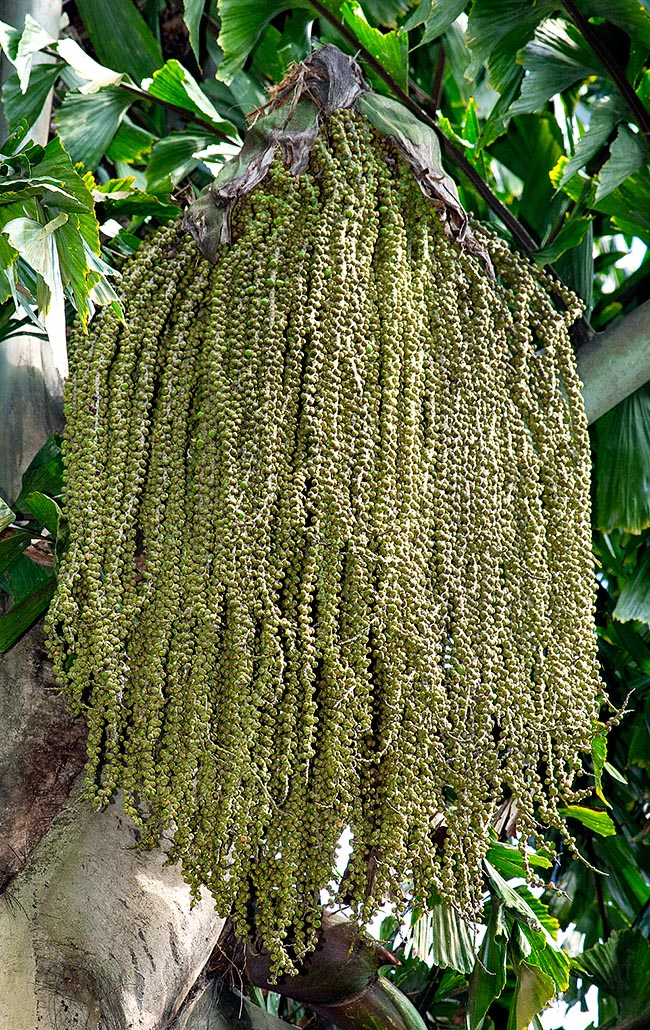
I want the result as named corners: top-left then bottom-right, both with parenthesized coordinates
top-left (1, 1), bottom-right (649, 1027)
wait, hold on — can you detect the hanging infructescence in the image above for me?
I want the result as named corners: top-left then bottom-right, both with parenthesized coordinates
top-left (47, 46), bottom-right (602, 975)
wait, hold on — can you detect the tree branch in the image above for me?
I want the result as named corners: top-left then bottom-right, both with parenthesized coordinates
top-left (578, 299), bottom-right (650, 423)
top-left (430, 46), bottom-right (446, 112)
top-left (560, 0), bottom-right (650, 137)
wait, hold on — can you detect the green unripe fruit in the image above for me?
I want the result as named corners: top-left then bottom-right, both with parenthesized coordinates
top-left (47, 107), bottom-right (600, 977)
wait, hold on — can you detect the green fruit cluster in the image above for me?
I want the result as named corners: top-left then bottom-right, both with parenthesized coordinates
top-left (48, 109), bottom-right (601, 975)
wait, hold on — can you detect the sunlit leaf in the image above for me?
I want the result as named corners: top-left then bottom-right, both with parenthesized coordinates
top-left (560, 96), bottom-right (624, 184)
top-left (595, 386), bottom-right (650, 534)
top-left (603, 760), bottom-right (627, 784)
top-left (83, 243), bottom-right (122, 313)
top-left (2, 211), bottom-right (66, 314)
top-left (0, 498), bottom-right (14, 533)
top-left (341, 1), bottom-right (408, 91)
top-left (2, 64), bottom-right (61, 133)
top-left (0, 239), bottom-right (17, 303)
top-left (76, 210), bottom-right (102, 265)
top-left (533, 217), bottom-right (591, 265)
top-left (510, 19), bottom-right (600, 116)
top-left (56, 87), bottom-right (133, 170)
top-left (53, 213), bottom-right (102, 323)
top-left (3, 262), bottom-right (41, 323)
top-left (513, 889), bottom-right (561, 938)
top-left (106, 118), bottom-right (155, 165)
top-left (145, 130), bottom-right (227, 191)
top-left (216, 0), bottom-right (304, 83)
top-left (428, 903), bottom-right (476, 974)
top-left (596, 125), bottom-right (648, 201)
top-left (466, 0), bottom-right (555, 81)
top-left (88, 175), bottom-right (136, 202)
top-left (144, 60), bottom-right (239, 136)
top-left (462, 96), bottom-right (481, 146)
top-left (0, 19), bottom-right (22, 66)
top-left (14, 434), bottom-right (63, 512)
top-left (0, 119), bottom-right (32, 156)
top-left (518, 924), bottom-right (570, 993)
top-left (54, 38), bottom-right (125, 94)
top-left (106, 193), bottom-right (180, 219)
top-left (75, 0), bottom-right (163, 82)
top-left (486, 841), bottom-right (552, 882)
top-left (435, 112), bottom-right (470, 150)
top-left (0, 176), bottom-right (79, 209)
top-left (591, 724), bottom-right (610, 805)
top-left (467, 900), bottom-right (507, 1030)
top-left (0, 14), bottom-right (56, 92)
top-left (484, 863), bottom-right (544, 931)
top-left (87, 175), bottom-right (180, 219)
top-left (507, 961), bottom-right (556, 1030)
top-left (554, 219), bottom-right (594, 316)
top-left (514, 895), bottom-right (570, 992)
top-left (23, 492), bottom-right (61, 536)
top-left (558, 805), bottom-right (616, 836)
top-left (404, 0), bottom-right (466, 45)
top-left (34, 137), bottom-right (95, 213)
top-left (251, 12), bottom-right (313, 83)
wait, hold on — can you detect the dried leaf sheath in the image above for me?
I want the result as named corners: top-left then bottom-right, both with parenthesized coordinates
top-left (47, 108), bottom-right (601, 976)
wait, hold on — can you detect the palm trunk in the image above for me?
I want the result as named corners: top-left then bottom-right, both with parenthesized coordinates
top-left (578, 299), bottom-right (650, 424)
top-left (0, 783), bottom-right (224, 1028)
